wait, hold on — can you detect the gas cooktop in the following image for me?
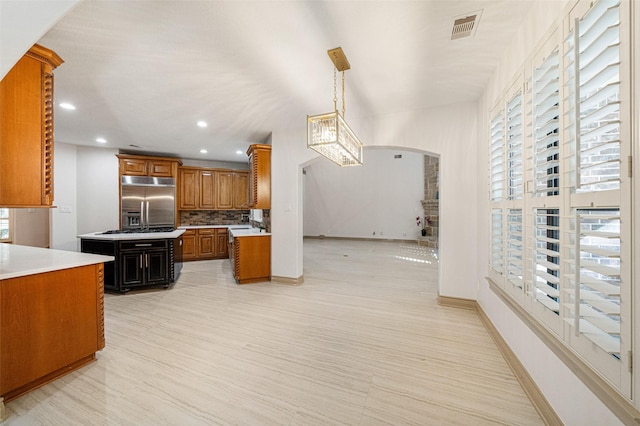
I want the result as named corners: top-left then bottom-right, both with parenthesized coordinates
top-left (101, 227), bottom-right (175, 235)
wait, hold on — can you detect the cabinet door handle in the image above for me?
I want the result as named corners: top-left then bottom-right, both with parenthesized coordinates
top-left (145, 253), bottom-right (149, 268)
top-left (139, 254), bottom-right (143, 268)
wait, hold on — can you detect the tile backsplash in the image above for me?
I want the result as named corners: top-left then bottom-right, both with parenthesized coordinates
top-left (180, 210), bottom-right (250, 226)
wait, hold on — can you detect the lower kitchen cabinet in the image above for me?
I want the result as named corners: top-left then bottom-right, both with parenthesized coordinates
top-left (80, 237), bottom-right (177, 293)
top-left (180, 228), bottom-right (229, 260)
top-left (232, 235), bottom-right (270, 284)
top-left (0, 263), bottom-right (105, 403)
top-left (120, 242), bottom-right (169, 288)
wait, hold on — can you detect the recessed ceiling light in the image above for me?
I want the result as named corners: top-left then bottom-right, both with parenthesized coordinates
top-left (197, 121), bottom-right (207, 128)
top-left (200, 149), bottom-right (208, 154)
top-left (235, 150), bottom-right (243, 155)
top-left (59, 102), bottom-right (76, 110)
top-left (96, 137), bottom-right (107, 144)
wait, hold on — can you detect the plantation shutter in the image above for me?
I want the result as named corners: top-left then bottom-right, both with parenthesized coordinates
top-left (506, 209), bottom-right (523, 289)
top-left (533, 209), bottom-right (560, 313)
top-left (532, 49), bottom-right (560, 197)
top-left (506, 93), bottom-right (523, 200)
top-left (490, 114), bottom-right (504, 201)
top-left (491, 209), bottom-right (503, 275)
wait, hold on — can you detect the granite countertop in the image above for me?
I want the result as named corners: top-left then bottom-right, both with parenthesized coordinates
top-left (0, 243), bottom-right (114, 280)
top-left (77, 229), bottom-right (186, 241)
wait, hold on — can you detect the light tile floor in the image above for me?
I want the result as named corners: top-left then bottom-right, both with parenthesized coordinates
top-left (4, 239), bottom-right (542, 425)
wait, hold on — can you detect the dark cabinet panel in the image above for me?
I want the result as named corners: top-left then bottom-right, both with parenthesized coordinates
top-left (121, 251), bottom-right (144, 286)
top-left (81, 237), bottom-right (175, 293)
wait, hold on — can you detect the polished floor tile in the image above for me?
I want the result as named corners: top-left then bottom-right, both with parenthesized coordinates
top-left (3, 239), bottom-right (542, 425)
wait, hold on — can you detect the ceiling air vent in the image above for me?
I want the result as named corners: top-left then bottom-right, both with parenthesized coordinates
top-left (451, 10), bottom-right (483, 40)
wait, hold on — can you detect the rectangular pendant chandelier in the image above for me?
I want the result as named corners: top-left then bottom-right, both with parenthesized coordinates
top-left (307, 111), bottom-right (363, 167)
top-left (307, 47), bottom-right (363, 167)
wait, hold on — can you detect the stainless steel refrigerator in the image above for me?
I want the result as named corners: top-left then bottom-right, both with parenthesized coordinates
top-left (121, 176), bottom-right (175, 231)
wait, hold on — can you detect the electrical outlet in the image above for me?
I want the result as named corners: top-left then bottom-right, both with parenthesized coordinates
top-left (60, 206), bottom-right (72, 213)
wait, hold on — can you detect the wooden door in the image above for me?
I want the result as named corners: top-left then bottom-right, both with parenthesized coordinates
top-left (145, 249), bottom-right (168, 284)
top-left (198, 229), bottom-right (216, 258)
top-left (178, 168), bottom-right (198, 210)
top-left (233, 172), bottom-right (250, 209)
top-left (199, 170), bottom-right (216, 209)
top-left (148, 160), bottom-right (174, 177)
top-left (216, 172), bottom-right (233, 209)
top-left (120, 158), bottom-right (148, 176)
top-left (181, 230), bottom-right (197, 260)
top-left (120, 251), bottom-right (144, 286)
top-left (215, 229), bottom-right (229, 258)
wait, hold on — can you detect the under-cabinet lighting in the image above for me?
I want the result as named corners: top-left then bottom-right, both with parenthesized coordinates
top-left (200, 149), bottom-right (208, 154)
top-left (235, 150), bottom-right (243, 155)
top-left (197, 121), bottom-right (207, 128)
top-left (59, 102), bottom-right (76, 110)
top-left (95, 137), bottom-right (107, 144)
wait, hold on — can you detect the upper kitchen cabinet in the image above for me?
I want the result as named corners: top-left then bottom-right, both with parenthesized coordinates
top-left (247, 144), bottom-right (271, 209)
top-left (233, 172), bottom-right (250, 209)
top-left (117, 154), bottom-right (181, 178)
top-left (178, 166), bottom-right (248, 210)
top-left (0, 44), bottom-right (63, 207)
top-left (216, 171), bottom-right (233, 209)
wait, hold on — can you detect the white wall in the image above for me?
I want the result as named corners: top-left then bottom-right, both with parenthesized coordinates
top-left (76, 146), bottom-right (120, 235)
top-left (50, 142), bottom-right (77, 251)
top-left (13, 208), bottom-right (49, 247)
top-left (303, 149), bottom-right (424, 240)
top-left (475, 0), bottom-right (620, 424)
top-left (271, 102), bottom-right (478, 300)
top-left (0, 0), bottom-right (80, 80)
top-left (50, 143), bottom-right (119, 250)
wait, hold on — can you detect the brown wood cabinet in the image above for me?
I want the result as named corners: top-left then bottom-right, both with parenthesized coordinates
top-left (0, 264), bottom-right (105, 403)
top-left (178, 168), bottom-right (199, 210)
top-left (178, 166), bottom-right (248, 210)
top-left (198, 228), bottom-right (216, 258)
top-left (215, 229), bottom-right (229, 258)
top-left (232, 235), bottom-right (271, 284)
top-left (181, 229), bottom-right (197, 260)
top-left (180, 228), bottom-right (229, 260)
top-left (0, 44), bottom-right (63, 207)
top-left (216, 171), bottom-right (234, 209)
top-left (117, 154), bottom-right (181, 178)
top-left (247, 144), bottom-right (271, 209)
top-left (199, 170), bottom-right (216, 209)
top-left (233, 173), bottom-right (250, 209)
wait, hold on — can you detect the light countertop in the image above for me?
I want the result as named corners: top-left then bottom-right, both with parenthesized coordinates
top-left (229, 228), bottom-right (271, 237)
top-left (0, 243), bottom-right (114, 280)
top-left (77, 230), bottom-right (185, 241)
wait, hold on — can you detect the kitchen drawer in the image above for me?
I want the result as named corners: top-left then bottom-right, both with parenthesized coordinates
top-left (198, 228), bottom-right (216, 235)
top-left (120, 240), bottom-right (168, 251)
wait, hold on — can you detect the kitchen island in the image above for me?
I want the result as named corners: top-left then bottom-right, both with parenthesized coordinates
top-left (228, 228), bottom-right (271, 284)
top-left (0, 244), bottom-right (112, 411)
top-left (78, 230), bottom-right (185, 293)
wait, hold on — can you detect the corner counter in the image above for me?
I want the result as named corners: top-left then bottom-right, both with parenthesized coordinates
top-left (0, 243), bottom-right (112, 409)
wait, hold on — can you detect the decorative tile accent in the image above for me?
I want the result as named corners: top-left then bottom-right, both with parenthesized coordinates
top-left (179, 210), bottom-right (250, 226)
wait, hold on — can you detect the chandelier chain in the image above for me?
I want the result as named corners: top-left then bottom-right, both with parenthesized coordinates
top-left (333, 68), bottom-right (338, 112)
top-left (342, 71), bottom-right (346, 118)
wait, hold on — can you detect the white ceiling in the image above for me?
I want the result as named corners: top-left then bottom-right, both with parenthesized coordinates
top-left (38, 0), bottom-right (534, 163)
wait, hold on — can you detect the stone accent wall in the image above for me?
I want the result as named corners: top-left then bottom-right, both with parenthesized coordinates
top-left (179, 210), bottom-right (250, 226)
top-left (421, 155), bottom-right (439, 249)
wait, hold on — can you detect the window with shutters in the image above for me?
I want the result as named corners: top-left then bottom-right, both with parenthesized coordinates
top-left (488, 0), bottom-right (630, 395)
